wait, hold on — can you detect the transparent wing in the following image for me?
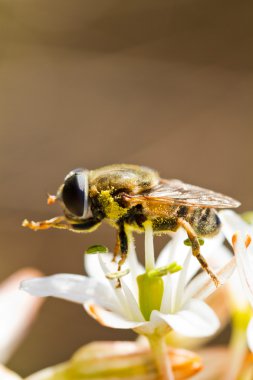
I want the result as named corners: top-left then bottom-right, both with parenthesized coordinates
top-left (125, 179), bottom-right (241, 209)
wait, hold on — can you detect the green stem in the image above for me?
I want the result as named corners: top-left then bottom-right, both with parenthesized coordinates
top-left (148, 334), bottom-right (174, 380)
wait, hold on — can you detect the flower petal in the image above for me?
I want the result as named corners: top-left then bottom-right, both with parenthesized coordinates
top-left (220, 210), bottom-right (253, 245)
top-left (0, 269), bottom-right (43, 363)
top-left (121, 280), bottom-right (145, 322)
top-left (232, 233), bottom-right (253, 308)
top-left (183, 255), bottom-right (235, 302)
top-left (152, 299), bottom-right (220, 338)
top-left (84, 302), bottom-right (146, 330)
top-left (21, 273), bottom-right (117, 311)
top-left (247, 317), bottom-right (253, 352)
top-left (26, 363), bottom-right (68, 380)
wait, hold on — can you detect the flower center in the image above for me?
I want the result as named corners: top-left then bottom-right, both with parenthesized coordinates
top-left (137, 263), bottom-right (182, 321)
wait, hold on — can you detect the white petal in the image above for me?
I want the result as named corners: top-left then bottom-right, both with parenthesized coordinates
top-left (233, 233), bottom-right (253, 308)
top-left (203, 242), bottom-right (231, 271)
top-left (247, 317), bottom-right (253, 352)
top-left (173, 251), bottom-right (192, 311)
top-left (228, 271), bottom-right (249, 310)
top-left (21, 273), bottom-right (116, 311)
top-left (186, 233), bottom-right (226, 282)
top-left (183, 233), bottom-right (226, 280)
top-left (84, 253), bottom-right (106, 282)
top-left (184, 256), bottom-right (236, 302)
top-left (121, 280), bottom-right (145, 322)
top-left (84, 301), bottom-right (146, 330)
top-left (0, 269), bottom-right (43, 363)
top-left (97, 254), bottom-right (132, 317)
top-left (152, 299), bottom-right (220, 338)
top-left (220, 210), bottom-right (252, 245)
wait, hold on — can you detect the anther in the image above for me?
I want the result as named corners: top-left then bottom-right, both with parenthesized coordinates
top-left (245, 234), bottom-right (252, 248)
top-left (147, 262), bottom-right (182, 278)
top-left (106, 268), bottom-right (130, 280)
top-left (85, 245), bottom-right (109, 255)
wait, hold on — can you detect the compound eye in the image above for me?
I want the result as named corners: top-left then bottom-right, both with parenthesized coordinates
top-left (62, 169), bottom-right (89, 218)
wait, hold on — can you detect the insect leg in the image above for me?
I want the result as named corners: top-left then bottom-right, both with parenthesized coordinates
top-left (22, 216), bottom-right (70, 231)
top-left (23, 216), bottom-right (101, 233)
top-left (113, 232), bottom-right (121, 262)
top-left (178, 218), bottom-right (220, 287)
top-left (118, 223), bottom-right (128, 270)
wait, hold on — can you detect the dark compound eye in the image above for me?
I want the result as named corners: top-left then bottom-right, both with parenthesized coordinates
top-left (62, 169), bottom-right (88, 217)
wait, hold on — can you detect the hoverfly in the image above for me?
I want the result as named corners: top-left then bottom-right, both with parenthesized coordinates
top-left (23, 164), bottom-right (240, 286)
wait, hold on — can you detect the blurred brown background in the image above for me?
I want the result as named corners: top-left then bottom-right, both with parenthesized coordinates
top-left (0, 0), bottom-right (253, 376)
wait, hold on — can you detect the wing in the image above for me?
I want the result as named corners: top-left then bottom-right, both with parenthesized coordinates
top-left (125, 179), bottom-right (241, 208)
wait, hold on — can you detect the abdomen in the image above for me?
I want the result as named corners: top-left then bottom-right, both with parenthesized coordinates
top-left (186, 207), bottom-right (221, 237)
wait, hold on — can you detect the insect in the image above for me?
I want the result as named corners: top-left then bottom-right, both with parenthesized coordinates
top-left (23, 164), bottom-right (240, 286)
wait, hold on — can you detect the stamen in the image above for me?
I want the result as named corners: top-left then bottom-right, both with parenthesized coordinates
top-left (144, 221), bottom-right (155, 271)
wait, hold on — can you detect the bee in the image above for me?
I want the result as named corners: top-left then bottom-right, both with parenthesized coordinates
top-left (23, 164), bottom-right (240, 286)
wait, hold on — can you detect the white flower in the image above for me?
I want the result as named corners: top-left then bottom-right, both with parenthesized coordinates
top-left (21, 225), bottom-right (234, 339)
top-left (219, 210), bottom-right (253, 352)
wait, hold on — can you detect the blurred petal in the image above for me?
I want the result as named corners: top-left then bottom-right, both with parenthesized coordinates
top-left (247, 318), bottom-right (253, 352)
top-left (0, 365), bottom-right (22, 380)
top-left (72, 341), bottom-right (202, 380)
top-left (21, 273), bottom-right (117, 311)
top-left (220, 210), bottom-right (253, 246)
top-left (27, 341), bottom-right (202, 380)
top-left (191, 347), bottom-right (228, 380)
top-left (228, 271), bottom-right (249, 311)
top-left (0, 269), bottom-right (43, 363)
top-left (232, 233), bottom-right (253, 308)
top-left (26, 363), bottom-right (68, 380)
top-left (153, 299), bottom-right (219, 338)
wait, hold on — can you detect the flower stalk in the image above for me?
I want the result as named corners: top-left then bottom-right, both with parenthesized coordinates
top-left (148, 334), bottom-right (175, 380)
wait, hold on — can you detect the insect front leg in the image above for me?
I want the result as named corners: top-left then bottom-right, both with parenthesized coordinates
top-left (178, 218), bottom-right (220, 287)
top-left (22, 216), bottom-right (70, 231)
top-left (23, 216), bottom-right (101, 233)
top-left (113, 232), bottom-right (121, 262)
